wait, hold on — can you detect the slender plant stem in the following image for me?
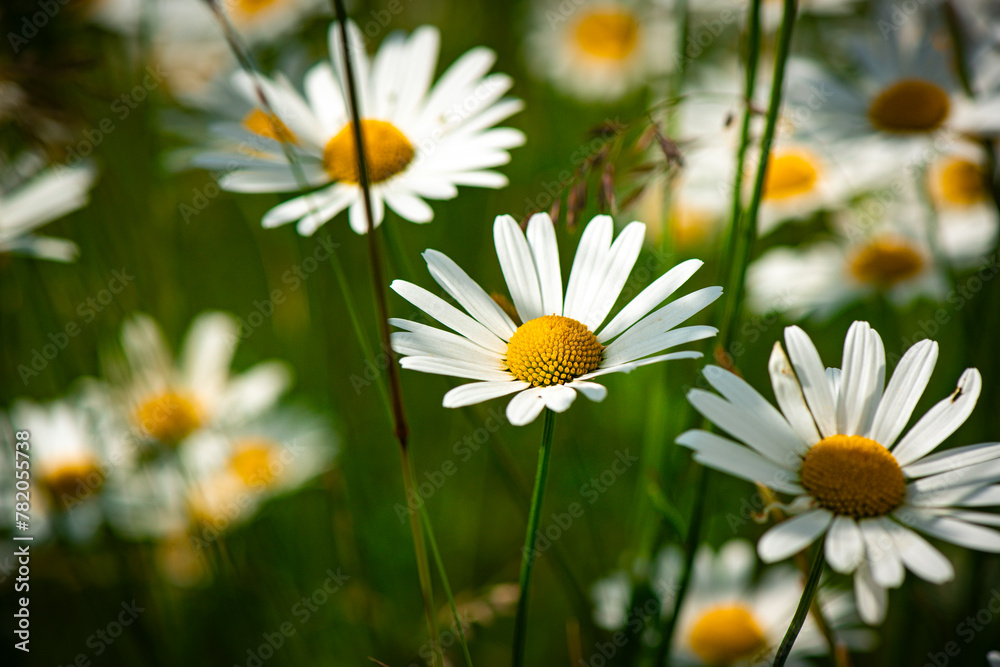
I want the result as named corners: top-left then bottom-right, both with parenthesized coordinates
top-left (400, 448), bottom-right (443, 667)
top-left (773, 545), bottom-right (825, 667)
top-left (727, 0), bottom-right (799, 339)
top-left (511, 409), bottom-right (556, 667)
top-left (418, 502), bottom-right (475, 667)
top-left (653, 465), bottom-right (707, 667)
top-left (716, 0), bottom-right (763, 347)
top-left (328, 3), bottom-right (444, 667)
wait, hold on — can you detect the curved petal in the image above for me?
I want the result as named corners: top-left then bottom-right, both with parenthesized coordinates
top-left (423, 249), bottom-right (516, 340)
top-left (578, 222), bottom-right (645, 332)
top-left (494, 215), bottom-right (543, 322)
top-left (838, 322), bottom-right (885, 437)
top-left (757, 509), bottom-right (833, 563)
top-left (505, 388), bottom-right (547, 426)
top-left (540, 384), bottom-right (577, 412)
top-left (390, 280), bottom-right (507, 354)
top-left (888, 521), bottom-right (954, 583)
top-left (869, 339), bottom-right (938, 448)
top-left (442, 380), bottom-right (530, 408)
top-left (769, 342), bottom-right (821, 446)
top-left (597, 259), bottom-right (704, 343)
top-left (892, 369), bottom-right (982, 467)
top-left (563, 215), bottom-right (613, 322)
top-left (784, 326), bottom-right (837, 437)
top-left (525, 213), bottom-right (563, 317)
top-left (825, 515), bottom-right (865, 573)
top-left (567, 380), bottom-right (607, 402)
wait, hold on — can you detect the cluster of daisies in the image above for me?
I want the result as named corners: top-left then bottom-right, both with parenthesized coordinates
top-left (3, 0), bottom-right (1000, 663)
top-left (2, 312), bottom-right (336, 584)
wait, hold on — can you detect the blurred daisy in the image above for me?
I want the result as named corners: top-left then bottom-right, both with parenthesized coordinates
top-left (747, 207), bottom-right (946, 319)
top-left (8, 399), bottom-right (105, 541)
top-left (926, 142), bottom-right (999, 265)
top-left (785, 18), bottom-right (1000, 171)
top-left (185, 410), bottom-right (337, 532)
top-left (208, 21), bottom-right (524, 234)
top-left (108, 312), bottom-right (291, 448)
top-left (0, 156), bottom-right (96, 262)
top-left (591, 541), bottom-right (873, 664)
top-left (679, 321), bottom-right (1000, 624)
top-left (390, 213), bottom-right (720, 426)
top-left (525, 0), bottom-right (675, 102)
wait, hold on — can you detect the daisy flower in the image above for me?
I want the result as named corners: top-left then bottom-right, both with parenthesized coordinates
top-left (747, 205), bottom-right (946, 319)
top-left (0, 155), bottom-right (96, 262)
top-left (524, 0), bottom-right (675, 102)
top-left (784, 15), bottom-right (1000, 173)
top-left (678, 321), bottom-right (1000, 624)
top-left (389, 213), bottom-right (721, 426)
top-left (202, 21), bottom-right (524, 234)
top-left (926, 142), bottom-right (999, 266)
top-left (105, 311), bottom-right (291, 449)
top-left (591, 541), bottom-right (873, 665)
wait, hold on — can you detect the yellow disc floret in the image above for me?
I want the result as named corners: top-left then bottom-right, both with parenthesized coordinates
top-left (868, 79), bottom-right (950, 133)
top-left (323, 119), bottom-right (415, 184)
top-left (936, 157), bottom-right (986, 207)
top-left (41, 461), bottom-right (104, 506)
top-left (230, 439), bottom-right (281, 488)
top-left (763, 149), bottom-right (821, 201)
top-left (847, 237), bottom-right (924, 288)
top-left (688, 605), bottom-right (768, 666)
top-left (241, 108), bottom-right (298, 144)
top-left (506, 315), bottom-right (603, 387)
top-left (573, 8), bottom-right (640, 61)
top-left (800, 435), bottom-right (905, 519)
top-left (135, 392), bottom-right (202, 445)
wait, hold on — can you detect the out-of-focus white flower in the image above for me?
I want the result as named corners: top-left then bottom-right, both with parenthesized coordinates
top-left (926, 142), bottom-right (999, 266)
top-left (525, 0), bottom-right (675, 102)
top-left (0, 154), bottom-right (96, 262)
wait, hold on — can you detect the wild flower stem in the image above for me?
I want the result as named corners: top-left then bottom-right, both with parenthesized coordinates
top-left (511, 409), bottom-right (556, 667)
top-left (773, 545), bottom-right (825, 667)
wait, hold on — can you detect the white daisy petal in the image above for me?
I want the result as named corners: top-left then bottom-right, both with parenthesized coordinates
top-left (505, 388), bottom-right (547, 426)
top-left (859, 518), bottom-right (905, 588)
top-left (597, 259), bottom-right (704, 343)
top-left (566, 380), bottom-right (607, 402)
top-left (946, 510), bottom-right (1000, 528)
top-left (576, 350), bottom-right (702, 380)
top-left (768, 342), bottom-right (822, 446)
top-left (825, 515), bottom-right (865, 573)
top-left (563, 215), bottom-right (613, 322)
top-left (525, 213), bottom-right (563, 317)
top-left (838, 322), bottom-right (885, 437)
top-left (887, 522), bottom-right (954, 583)
top-left (677, 430), bottom-right (804, 495)
top-left (906, 460), bottom-right (1000, 505)
top-left (853, 564), bottom-right (888, 625)
top-left (423, 249), bottom-right (516, 339)
top-left (869, 340), bottom-right (938, 448)
top-left (758, 509), bottom-right (833, 562)
top-left (902, 442), bottom-right (1000, 479)
top-left (390, 331), bottom-right (504, 368)
top-left (903, 510), bottom-right (1000, 552)
top-left (181, 313), bottom-right (238, 401)
top-left (494, 215), bottom-right (544, 322)
top-left (390, 280), bottom-right (508, 354)
top-left (540, 384), bottom-right (578, 412)
top-left (442, 380), bottom-right (530, 408)
top-left (785, 326), bottom-right (838, 438)
top-left (384, 189), bottom-right (434, 223)
top-left (892, 369), bottom-right (982, 467)
top-left (579, 222), bottom-right (646, 332)
top-left (686, 389), bottom-right (803, 467)
top-left (703, 365), bottom-right (810, 457)
top-left (399, 356), bottom-right (512, 382)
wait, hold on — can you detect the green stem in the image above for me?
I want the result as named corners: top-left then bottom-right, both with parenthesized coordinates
top-left (511, 409), bottom-right (556, 667)
top-left (772, 545), bottom-right (825, 667)
top-left (418, 502), bottom-right (475, 667)
top-left (401, 448), bottom-right (443, 667)
top-left (654, 465), bottom-right (707, 666)
top-left (726, 0), bottom-right (799, 343)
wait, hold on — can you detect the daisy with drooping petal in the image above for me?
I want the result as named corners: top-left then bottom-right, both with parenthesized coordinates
top-left (199, 21), bottom-right (524, 234)
top-left (678, 321), bottom-right (1000, 624)
top-left (525, 0), bottom-right (675, 102)
top-left (747, 204), bottom-right (946, 320)
top-left (103, 312), bottom-right (291, 449)
top-left (389, 213), bottom-right (721, 426)
top-left (0, 155), bottom-right (96, 262)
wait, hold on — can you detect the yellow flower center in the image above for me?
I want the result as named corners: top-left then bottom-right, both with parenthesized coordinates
top-left (847, 237), bottom-right (924, 288)
top-left (41, 461), bottom-right (104, 506)
top-left (506, 315), bottom-right (603, 387)
top-left (762, 149), bottom-right (821, 201)
top-left (135, 392), bottom-right (202, 445)
top-left (800, 435), bottom-right (905, 519)
top-left (230, 440), bottom-right (281, 487)
top-left (935, 157), bottom-right (986, 207)
top-left (688, 605), bottom-right (768, 666)
top-left (573, 8), bottom-right (640, 61)
top-left (669, 201), bottom-right (716, 248)
top-left (229, 0), bottom-right (282, 19)
top-left (867, 79), bottom-right (950, 133)
top-left (323, 119), bottom-right (415, 184)
top-left (241, 108), bottom-right (298, 144)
